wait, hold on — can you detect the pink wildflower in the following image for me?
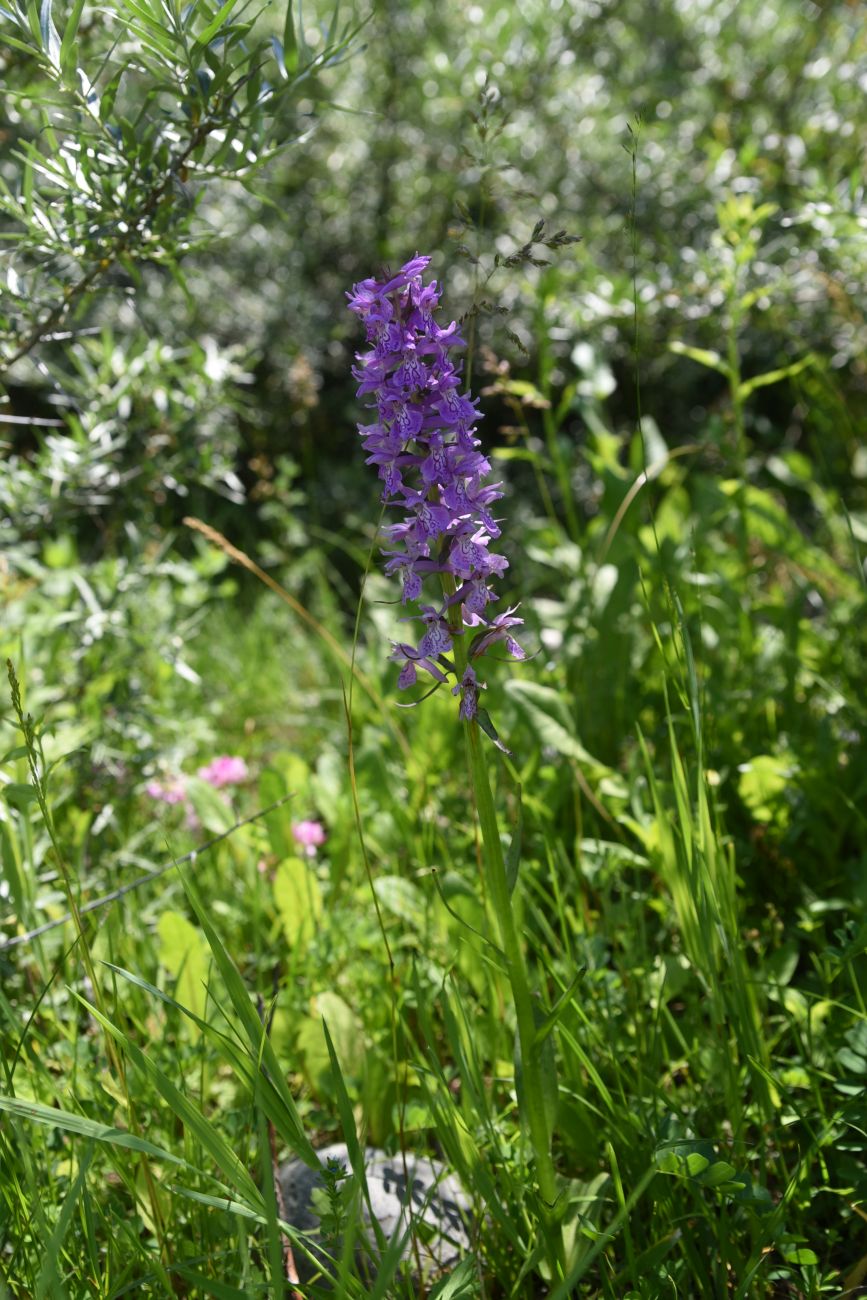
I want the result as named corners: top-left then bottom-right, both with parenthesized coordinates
top-left (292, 820), bottom-right (326, 857)
top-left (197, 755), bottom-right (248, 788)
top-left (145, 778), bottom-right (187, 805)
top-left (184, 805), bottom-right (202, 833)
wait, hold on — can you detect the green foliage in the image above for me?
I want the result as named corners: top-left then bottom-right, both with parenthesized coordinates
top-left (0, 0), bottom-right (361, 367)
top-left (1, 0), bottom-right (866, 1294)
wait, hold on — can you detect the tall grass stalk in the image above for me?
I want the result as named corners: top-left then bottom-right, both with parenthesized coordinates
top-left (5, 660), bottom-right (173, 1276)
top-left (639, 606), bottom-right (775, 1128)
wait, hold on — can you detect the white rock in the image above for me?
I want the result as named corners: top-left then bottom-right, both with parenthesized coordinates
top-left (278, 1142), bottom-right (473, 1285)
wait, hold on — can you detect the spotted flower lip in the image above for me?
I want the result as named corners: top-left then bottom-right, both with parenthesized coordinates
top-left (348, 254), bottom-right (525, 719)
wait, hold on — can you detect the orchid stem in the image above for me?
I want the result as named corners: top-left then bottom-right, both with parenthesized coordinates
top-left (442, 581), bottom-right (564, 1279)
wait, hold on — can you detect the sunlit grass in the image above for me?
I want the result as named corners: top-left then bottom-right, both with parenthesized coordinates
top-left (2, 400), bottom-right (864, 1294)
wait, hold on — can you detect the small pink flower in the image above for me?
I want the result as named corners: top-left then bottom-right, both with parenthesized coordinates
top-left (292, 820), bottom-right (326, 857)
top-left (145, 778), bottom-right (187, 806)
top-left (197, 755), bottom-right (248, 788)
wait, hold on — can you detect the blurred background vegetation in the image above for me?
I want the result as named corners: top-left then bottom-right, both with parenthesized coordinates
top-left (1, 0), bottom-right (866, 1293)
top-left (3, 0), bottom-right (864, 883)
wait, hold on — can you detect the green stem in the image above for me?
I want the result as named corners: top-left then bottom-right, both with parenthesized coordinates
top-left (441, 584), bottom-right (563, 1276)
top-left (464, 718), bottom-right (559, 1205)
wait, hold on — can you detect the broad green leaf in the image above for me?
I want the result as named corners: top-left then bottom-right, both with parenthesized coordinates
top-left (700, 1160), bottom-right (741, 1189)
top-left (372, 874), bottom-right (425, 928)
top-left (559, 1171), bottom-right (611, 1271)
top-left (500, 377), bottom-right (549, 404)
top-left (737, 754), bottom-right (793, 825)
top-left (42, 720), bottom-right (92, 767)
top-left (782, 1245), bottom-right (819, 1266)
top-left (274, 752), bottom-right (311, 808)
top-left (259, 767), bottom-right (292, 859)
top-left (779, 1066), bottom-right (811, 1089)
top-left (185, 776), bottom-right (236, 834)
top-left (506, 680), bottom-right (607, 772)
top-left (274, 856), bottom-right (322, 950)
top-left (765, 941), bottom-right (800, 988)
top-left (156, 909), bottom-right (211, 1033)
top-left (658, 1149), bottom-right (709, 1178)
top-left (297, 992), bottom-right (363, 1099)
top-left (846, 1020), bottom-right (867, 1059)
top-left (2, 782), bottom-right (39, 809)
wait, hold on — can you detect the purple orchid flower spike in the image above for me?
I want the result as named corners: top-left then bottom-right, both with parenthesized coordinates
top-left (348, 254), bottom-right (526, 722)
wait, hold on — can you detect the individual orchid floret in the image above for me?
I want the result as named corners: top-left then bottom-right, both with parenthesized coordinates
top-left (468, 608), bottom-right (527, 661)
top-left (452, 665), bottom-right (483, 721)
top-left (389, 642), bottom-right (451, 690)
top-left (347, 254), bottom-right (527, 721)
